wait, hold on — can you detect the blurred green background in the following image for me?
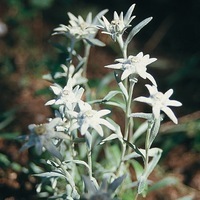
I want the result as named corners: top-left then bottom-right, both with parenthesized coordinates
top-left (0, 0), bottom-right (200, 199)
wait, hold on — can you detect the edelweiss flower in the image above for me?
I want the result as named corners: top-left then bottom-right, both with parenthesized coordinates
top-left (20, 118), bottom-right (69, 160)
top-left (69, 101), bottom-right (115, 136)
top-left (98, 4), bottom-right (136, 41)
top-left (54, 64), bottom-right (88, 86)
top-left (45, 78), bottom-right (84, 110)
top-left (134, 84), bottom-right (182, 124)
top-left (53, 10), bottom-right (107, 46)
top-left (105, 52), bottom-right (157, 85)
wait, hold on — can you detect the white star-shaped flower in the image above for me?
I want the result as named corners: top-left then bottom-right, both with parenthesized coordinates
top-left (45, 78), bottom-right (84, 110)
top-left (20, 118), bottom-right (69, 159)
top-left (54, 64), bottom-right (88, 86)
top-left (69, 101), bottom-right (115, 136)
top-left (134, 84), bottom-right (182, 124)
top-left (105, 52), bottom-right (157, 85)
top-left (98, 4), bottom-right (135, 41)
top-left (53, 10), bottom-right (107, 46)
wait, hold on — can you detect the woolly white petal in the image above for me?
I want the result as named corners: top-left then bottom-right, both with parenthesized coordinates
top-left (45, 99), bottom-right (56, 106)
top-left (121, 69), bottom-right (131, 80)
top-left (134, 96), bottom-right (153, 105)
top-left (50, 85), bottom-right (62, 95)
top-left (99, 119), bottom-right (116, 131)
top-left (162, 106), bottom-right (178, 124)
top-left (146, 73), bottom-right (157, 86)
top-left (166, 100), bottom-right (182, 107)
top-left (145, 84), bottom-right (158, 95)
top-left (96, 109), bottom-right (111, 117)
top-left (105, 63), bottom-right (122, 69)
top-left (92, 124), bottom-right (104, 137)
top-left (164, 89), bottom-right (173, 99)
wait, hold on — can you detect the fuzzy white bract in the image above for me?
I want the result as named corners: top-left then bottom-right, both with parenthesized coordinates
top-left (45, 78), bottom-right (84, 111)
top-left (69, 101), bottom-right (115, 136)
top-left (20, 118), bottom-right (68, 159)
top-left (98, 4), bottom-right (135, 41)
top-left (105, 52), bottom-right (157, 85)
top-left (134, 84), bottom-right (182, 124)
top-left (54, 64), bottom-right (88, 86)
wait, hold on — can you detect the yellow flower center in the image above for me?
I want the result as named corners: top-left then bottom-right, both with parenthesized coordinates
top-left (130, 56), bottom-right (141, 63)
top-left (34, 124), bottom-right (46, 135)
top-left (84, 110), bottom-right (94, 118)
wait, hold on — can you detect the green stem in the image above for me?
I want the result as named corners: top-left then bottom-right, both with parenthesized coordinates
top-left (144, 122), bottom-right (151, 171)
top-left (124, 78), bottom-right (137, 140)
top-left (55, 158), bottom-right (79, 197)
top-left (82, 42), bottom-right (91, 78)
top-left (87, 147), bottom-right (93, 180)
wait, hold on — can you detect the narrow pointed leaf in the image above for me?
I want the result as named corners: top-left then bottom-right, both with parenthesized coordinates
top-left (102, 90), bottom-right (122, 101)
top-left (125, 17), bottom-right (152, 47)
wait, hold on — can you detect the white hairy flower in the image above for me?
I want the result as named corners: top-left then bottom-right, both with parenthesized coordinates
top-left (98, 4), bottom-right (136, 41)
top-left (134, 84), bottom-right (182, 124)
top-left (20, 118), bottom-right (69, 159)
top-left (54, 64), bottom-right (88, 86)
top-left (69, 101), bottom-right (115, 136)
top-left (54, 12), bottom-right (96, 39)
top-left (45, 78), bottom-right (84, 110)
top-left (53, 10), bottom-right (107, 46)
top-left (105, 52), bottom-right (157, 85)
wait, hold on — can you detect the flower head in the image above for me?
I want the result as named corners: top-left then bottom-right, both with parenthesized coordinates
top-left (98, 4), bottom-right (136, 41)
top-left (20, 118), bottom-right (69, 159)
top-left (53, 10), bottom-right (107, 46)
top-left (134, 84), bottom-right (182, 124)
top-left (105, 52), bottom-right (157, 85)
top-left (54, 64), bottom-right (88, 86)
top-left (69, 101), bottom-right (115, 136)
top-left (45, 78), bottom-right (84, 111)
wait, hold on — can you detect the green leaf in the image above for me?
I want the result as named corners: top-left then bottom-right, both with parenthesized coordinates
top-left (130, 160), bottom-right (143, 180)
top-left (0, 132), bottom-right (20, 140)
top-left (0, 153), bottom-right (10, 167)
top-left (148, 177), bottom-right (179, 193)
top-left (30, 0), bottom-right (54, 9)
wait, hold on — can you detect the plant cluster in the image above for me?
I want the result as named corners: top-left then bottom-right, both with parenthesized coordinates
top-left (20, 4), bottom-right (182, 199)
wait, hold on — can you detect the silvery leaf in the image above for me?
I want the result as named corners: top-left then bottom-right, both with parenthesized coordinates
top-left (102, 90), bottom-right (122, 102)
top-left (85, 38), bottom-right (105, 46)
top-left (125, 17), bottom-right (152, 47)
